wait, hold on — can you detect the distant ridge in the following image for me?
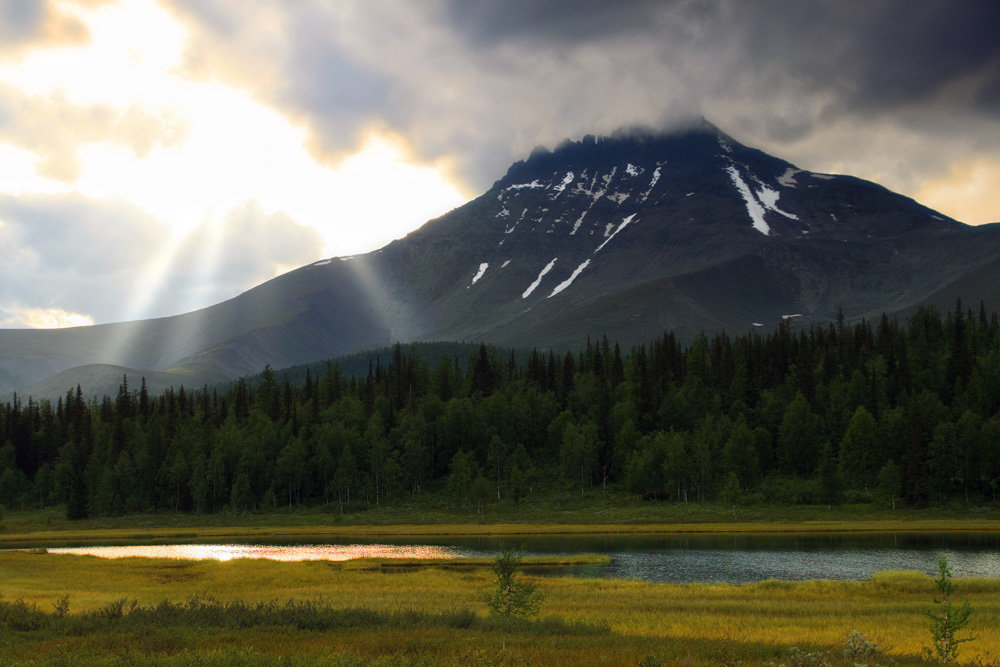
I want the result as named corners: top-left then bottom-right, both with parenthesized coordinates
top-left (3, 121), bottom-right (999, 399)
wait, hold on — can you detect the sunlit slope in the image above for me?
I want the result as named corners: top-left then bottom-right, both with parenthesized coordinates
top-left (2, 258), bottom-right (392, 397)
top-left (4, 122), bottom-right (1000, 399)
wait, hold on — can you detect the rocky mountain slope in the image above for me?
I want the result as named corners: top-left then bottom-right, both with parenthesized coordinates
top-left (4, 120), bottom-right (999, 398)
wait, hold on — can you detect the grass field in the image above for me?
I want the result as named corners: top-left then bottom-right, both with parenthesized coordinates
top-left (1, 550), bottom-right (998, 665)
top-left (4, 498), bottom-right (1000, 547)
top-left (3, 500), bottom-right (999, 665)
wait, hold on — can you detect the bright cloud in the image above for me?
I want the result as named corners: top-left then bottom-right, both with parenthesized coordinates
top-left (0, 0), bottom-right (465, 248)
top-left (0, 305), bottom-right (94, 329)
top-left (0, 0), bottom-right (466, 327)
top-left (917, 158), bottom-right (1000, 225)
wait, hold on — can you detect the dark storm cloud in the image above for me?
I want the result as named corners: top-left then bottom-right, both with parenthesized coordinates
top-left (443, 0), bottom-right (1000, 117)
top-left (442, 0), bottom-right (680, 44)
top-left (162, 0), bottom-right (1000, 219)
top-left (278, 4), bottom-right (393, 154)
top-left (731, 1), bottom-right (1000, 117)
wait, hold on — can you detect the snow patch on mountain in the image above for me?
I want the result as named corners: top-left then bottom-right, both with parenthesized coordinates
top-left (607, 192), bottom-right (630, 205)
top-left (506, 180), bottom-right (545, 191)
top-left (812, 173), bottom-right (836, 181)
top-left (501, 259), bottom-right (511, 268)
top-left (312, 259), bottom-right (332, 266)
top-left (549, 259), bottom-right (592, 298)
top-left (522, 258), bottom-right (558, 298)
top-left (592, 168), bottom-right (618, 202)
top-left (564, 169), bottom-right (618, 233)
top-left (641, 165), bottom-right (662, 202)
top-left (468, 263), bottom-right (488, 287)
top-left (595, 213), bottom-right (637, 253)
top-left (625, 163), bottom-right (639, 176)
top-left (574, 172), bottom-right (598, 196)
top-left (756, 184), bottom-right (799, 220)
top-left (552, 171), bottom-right (575, 193)
top-left (505, 208), bottom-right (528, 234)
top-left (777, 168), bottom-right (801, 187)
top-left (726, 166), bottom-right (770, 235)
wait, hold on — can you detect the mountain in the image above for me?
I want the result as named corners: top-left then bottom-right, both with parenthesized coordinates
top-left (3, 119), bottom-right (999, 399)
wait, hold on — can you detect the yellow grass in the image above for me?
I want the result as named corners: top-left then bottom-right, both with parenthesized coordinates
top-left (2, 551), bottom-right (998, 665)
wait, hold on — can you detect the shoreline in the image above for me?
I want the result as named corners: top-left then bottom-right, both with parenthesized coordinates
top-left (4, 518), bottom-right (1000, 547)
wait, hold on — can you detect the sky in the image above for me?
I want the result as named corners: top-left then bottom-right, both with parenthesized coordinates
top-left (0, 0), bottom-right (998, 328)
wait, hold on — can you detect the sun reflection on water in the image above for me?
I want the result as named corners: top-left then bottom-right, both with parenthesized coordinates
top-left (46, 544), bottom-right (466, 562)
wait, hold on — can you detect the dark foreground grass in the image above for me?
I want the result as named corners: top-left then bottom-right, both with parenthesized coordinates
top-left (0, 594), bottom-right (607, 635)
top-left (0, 594), bottom-right (930, 667)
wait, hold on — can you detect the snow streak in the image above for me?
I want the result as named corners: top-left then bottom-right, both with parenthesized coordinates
top-left (506, 180), bottom-right (545, 190)
top-left (521, 258), bottom-right (557, 298)
top-left (595, 213), bottom-right (637, 253)
top-left (725, 166), bottom-right (769, 235)
top-left (549, 259), bottom-right (591, 298)
top-left (641, 165), bottom-right (662, 202)
top-left (468, 262), bottom-right (488, 287)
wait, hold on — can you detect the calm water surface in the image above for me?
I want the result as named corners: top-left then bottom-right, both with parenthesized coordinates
top-left (37, 533), bottom-right (1000, 584)
top-left (47, 544), bottom-right (465, 562)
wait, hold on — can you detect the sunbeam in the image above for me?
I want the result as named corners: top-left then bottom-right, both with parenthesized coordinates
top-left (0, 0), bottom-right (465, 328)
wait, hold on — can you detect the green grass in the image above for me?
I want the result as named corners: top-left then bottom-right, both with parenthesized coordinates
top-left (5, 495), bottom-right (1000, 547)
top-left (1, 552), bottom-right (998, 665)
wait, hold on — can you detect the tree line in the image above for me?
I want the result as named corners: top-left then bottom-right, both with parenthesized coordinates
top-left (1, 299), bottom-right (998, 518)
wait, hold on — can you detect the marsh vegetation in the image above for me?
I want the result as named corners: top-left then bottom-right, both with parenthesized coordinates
top-left (1, 550), bottom-right (998, 665)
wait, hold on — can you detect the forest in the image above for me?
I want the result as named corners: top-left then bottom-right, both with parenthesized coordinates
top-left (1, 299), bottom-right (999, 519)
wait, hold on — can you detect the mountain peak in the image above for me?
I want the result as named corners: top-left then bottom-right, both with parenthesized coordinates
top-left (501, 118), bottom-right (738, 187)
top-left (607, 116), bottom-right (727, 141)
top-left (3, 120), bottom-right (993, 401)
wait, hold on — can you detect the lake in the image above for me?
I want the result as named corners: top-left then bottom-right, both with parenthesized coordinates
top-left (38, 532), bottom-right (1000, 583)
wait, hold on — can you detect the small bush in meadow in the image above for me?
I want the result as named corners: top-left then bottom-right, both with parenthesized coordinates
top-left (925, 554), bottom-right (973, 663)
top-left (843, 630), bottom-right (879, 660)
top-left (484, 548), bottom-right (542, 621)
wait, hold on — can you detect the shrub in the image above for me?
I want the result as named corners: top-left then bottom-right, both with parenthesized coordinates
top-left (484, 548), bottom-right (542, 621)
top-left (842, 630), bottom-right (883, 661)
top-left (52, 595), bottom-right (70, 618)
top-left (925, 554), bottom-right (973, 663)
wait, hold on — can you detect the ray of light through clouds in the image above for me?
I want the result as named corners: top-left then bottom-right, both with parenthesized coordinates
top-left (0, 0), bottom-right (998, 329)
top-left (0, 0), bottom-right (467, 327)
